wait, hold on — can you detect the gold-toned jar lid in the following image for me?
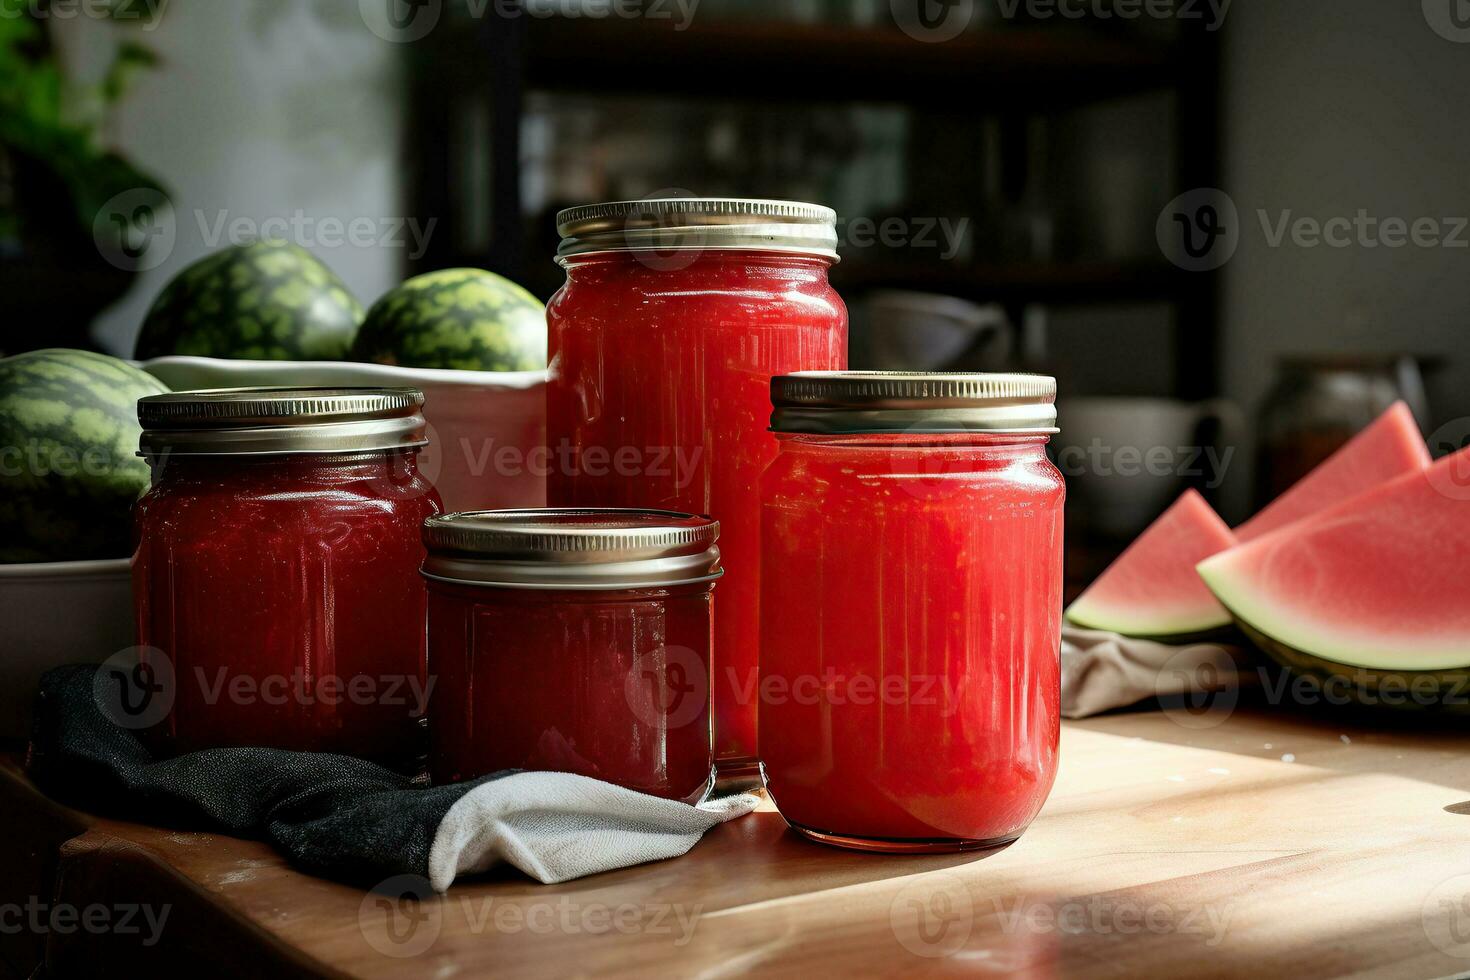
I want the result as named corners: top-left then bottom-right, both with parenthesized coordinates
top-left (138, 387), bottom-right (428, 456)
top-left (555, 198), bottom-right (839, 263)
top-left (422, 509), bottom-right (723, 590)
top-left (770, 372), bottom-right (1059, 435)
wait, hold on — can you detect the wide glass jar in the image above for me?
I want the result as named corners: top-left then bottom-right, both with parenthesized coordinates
top-left (759, 373), bottom-right (1065, 852)
top-left (546, 199), bottom-right (848, 770)
top-left (132, 388), bottom-right (441, 773)
top-left (423, 509), bottom-right (720, 803)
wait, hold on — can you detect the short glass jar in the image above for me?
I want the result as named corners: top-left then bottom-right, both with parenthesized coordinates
top-left (759, 373), bottom-right (1065, 852)
top-left (132, 388), bottom-right (441, 773)
top-left (423, 509), bottom-right (721, 803)
top-left (546, 199), bottom-right (848, 770)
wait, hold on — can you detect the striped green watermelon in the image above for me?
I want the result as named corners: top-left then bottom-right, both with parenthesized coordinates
top-left (349, 268), bottom-right (547, 372)
top-left (0, 349), bottom-right (169, 562)
top-left (134, 241), bottom-right (363, 361)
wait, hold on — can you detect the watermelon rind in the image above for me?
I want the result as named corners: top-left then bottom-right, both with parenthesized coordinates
top-left (0, 349), bottom-right (170, 562)
top-left (349, 268), bottom-right (547, 372)
top-left (1220, 603), bottom-right (1470, 715)
top-left (133, 240), bottom-right (364, 361)
top-left (1199, 559), bottom-right (1470, 674)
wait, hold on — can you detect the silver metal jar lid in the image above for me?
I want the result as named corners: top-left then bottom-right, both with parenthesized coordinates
top-left (770, 372), bottom-right (1059, 435)
top-left (555, 198), bottom-right (839, 263)
top-left (138, 387), bottom-right (428, 456)
top-left (421, 509), bottom-right (723, 590)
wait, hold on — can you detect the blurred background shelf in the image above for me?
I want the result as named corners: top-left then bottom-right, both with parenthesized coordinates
top-left (516, 20), bottom-right (1184, 106)
top-left (407, 2), bottom-right (1221, 400)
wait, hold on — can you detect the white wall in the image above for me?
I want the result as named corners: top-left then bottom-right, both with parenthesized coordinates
top-left (59, 0), bottom-right (406, 354)
top-left (1221, 0), bottom-right (1470, 485)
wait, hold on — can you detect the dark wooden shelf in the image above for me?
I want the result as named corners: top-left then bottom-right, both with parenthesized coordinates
top-left (514, 19), bottom-right (1183, 106)
top-left (834, 259), bottom-right (1184, 303)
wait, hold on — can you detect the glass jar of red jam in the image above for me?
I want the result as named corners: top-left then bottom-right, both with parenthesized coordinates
top-left (759, 373), bottom-right (1065, 852)
top-left (132, 388), bottom-right (442, 773)
top-left (423, 509), bottom-right (721, 802)
top-left (546, 199), bottom-right (848, 770)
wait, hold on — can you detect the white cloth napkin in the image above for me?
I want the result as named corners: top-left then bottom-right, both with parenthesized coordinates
top-left (427, 771), bottom-right (760, 891)
top-left (1061, 625), bottom-right (1256, 719)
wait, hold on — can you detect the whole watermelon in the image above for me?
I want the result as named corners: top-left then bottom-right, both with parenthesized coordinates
top-left (133, 241), bottom-right (363, 361)
top-left (349, 268), bottom-right (547, 371)
top-left (0, 349), bottom-right (169, 563)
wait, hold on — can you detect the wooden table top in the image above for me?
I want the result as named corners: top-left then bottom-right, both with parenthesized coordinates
top-left (8, 701), bottom-right (1470, 979)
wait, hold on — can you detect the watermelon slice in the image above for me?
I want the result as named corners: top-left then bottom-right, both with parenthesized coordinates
top-left (1199, 447), bottom-right (1470, 691)
top-left (1065, 490), bottom-right (1238, 639)
top-left (1235, 401), bottom-right (1430, 542)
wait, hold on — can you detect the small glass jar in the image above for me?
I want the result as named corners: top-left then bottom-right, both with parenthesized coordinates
top-left (546, 199), bottom-right (848, 770)
top-left (132, 388), bottom-right (441, 773)
top-left (423, 509), bottom-right (721, 803)
top-left (759, 373), bottom-right (1065, 852)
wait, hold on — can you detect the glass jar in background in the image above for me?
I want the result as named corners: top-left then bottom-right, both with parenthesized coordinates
top-left (760, 373), bottom-right (1064, 852)
top-left (1256, 354), bottom-right (1429, 508)
top-left (546, 199), bottom-right (848, 771)
top-left (423, 509), bottom-right (721, 803)
top-left (132, 388), bottom-right (442, 774)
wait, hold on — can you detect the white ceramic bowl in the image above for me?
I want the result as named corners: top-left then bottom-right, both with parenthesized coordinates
top-left (0, 558), bottom-right (133, 738)
top-left (140, 356), bottom-right (548, 513)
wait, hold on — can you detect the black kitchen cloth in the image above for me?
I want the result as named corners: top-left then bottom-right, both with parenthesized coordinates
top-left (26, 664), bottom-right (508, 888)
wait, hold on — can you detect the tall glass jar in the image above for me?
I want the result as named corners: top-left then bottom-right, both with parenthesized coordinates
top-left (546, 199), bottom-right (848, 769)
top-left (759, 373), bottom-right (1065, 852)
top-left (423, 509), bottom-right (721, 803)
top-left (132, 388), bottom-right (441, 773)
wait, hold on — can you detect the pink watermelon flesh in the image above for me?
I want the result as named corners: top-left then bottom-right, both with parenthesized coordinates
top-left (1235, 401), bottom-right (1430, 542)
top-left (1066, 490), bottom-right (1238, 637)
top-left (1199, 446), bottom-right (1470, 671)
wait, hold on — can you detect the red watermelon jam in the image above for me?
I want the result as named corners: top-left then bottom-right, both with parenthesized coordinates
top-left (422, 509), bottom-right (720, 802)
top-left (760, 430), bottom-right (1065, 850)
top-left (426, 582), bottom-right (716, 801)
top-left (132, 451), bottom-right (441, 773)
top-left (547, 245), bottom-right (847, 769)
